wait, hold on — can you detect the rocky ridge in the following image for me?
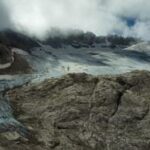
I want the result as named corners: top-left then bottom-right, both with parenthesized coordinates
top-left (0, 70), bottom-right (148, 150)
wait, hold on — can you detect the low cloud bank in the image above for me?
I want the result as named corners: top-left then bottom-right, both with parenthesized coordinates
top-left (0, 0), bottom-right (149, 40)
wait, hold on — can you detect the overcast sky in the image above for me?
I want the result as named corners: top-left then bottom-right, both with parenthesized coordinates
top-left (0, 0), bottom-right (149, 40)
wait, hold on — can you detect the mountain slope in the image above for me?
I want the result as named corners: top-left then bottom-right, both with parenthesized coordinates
top-left (125, 41), bottom-right (150, 54)
top-left (0, 44), bottom-right (32, 75)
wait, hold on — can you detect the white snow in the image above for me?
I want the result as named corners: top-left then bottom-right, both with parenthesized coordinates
top-left (12, 48), bottom-right (29, 56)
top-left (124, 42), bottom-right (150, 54)
top-left (0, 62), bottom-right (12, 69)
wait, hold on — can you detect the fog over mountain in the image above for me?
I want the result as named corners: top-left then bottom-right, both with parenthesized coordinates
top-left (0, 0), bottom-right (150, 40)
top-left (0, 1), bottom-right (12, 30)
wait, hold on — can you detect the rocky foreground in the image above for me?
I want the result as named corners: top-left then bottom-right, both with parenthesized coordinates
top-left (0, 70), bottom-right (148, 150)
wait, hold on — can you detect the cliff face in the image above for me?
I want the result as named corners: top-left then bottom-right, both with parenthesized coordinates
top-left (0, 71), bottom-right (148, 150)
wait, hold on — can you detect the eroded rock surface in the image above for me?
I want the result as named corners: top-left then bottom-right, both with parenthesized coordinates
top-left (0, 71), bottom-right (149, 150)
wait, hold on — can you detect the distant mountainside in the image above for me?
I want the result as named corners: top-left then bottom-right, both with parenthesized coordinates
top-left (0, 29), bottom-right (138, 50)
top-left (0, 29), bottom-right (148, 77)
top-left (0, 30), bottom-right (39, 51)
top-left (43, 32), bottom-right (137, 49)
top-left (0, 29), bottom-right (141, 76)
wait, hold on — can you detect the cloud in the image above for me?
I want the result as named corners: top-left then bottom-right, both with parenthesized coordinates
top-left (0, 0), bottom-right (150, 40)
top-left (0, 1), bottom-right (12, 30)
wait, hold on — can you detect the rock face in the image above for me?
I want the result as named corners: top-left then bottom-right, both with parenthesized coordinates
top-left (0, 44), bottom-right (32, 75)
top-left (0, 70), bottom-right (148, 150)
top-left (0, 29), bottom-right (136, 50)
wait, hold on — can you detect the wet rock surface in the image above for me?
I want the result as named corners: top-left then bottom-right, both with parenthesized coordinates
top-left (0, 70), bottom-right (147, 150)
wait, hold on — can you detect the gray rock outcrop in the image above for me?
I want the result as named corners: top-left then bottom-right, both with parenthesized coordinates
top-left (0, 70), bottom-right (149, 150)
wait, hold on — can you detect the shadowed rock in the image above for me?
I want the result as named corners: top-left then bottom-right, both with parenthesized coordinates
top-left (0, 30), bottom-right (39, 51)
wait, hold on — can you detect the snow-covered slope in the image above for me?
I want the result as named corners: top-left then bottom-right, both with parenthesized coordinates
top-left (0, 31), bottom-right (149, 84)
top-left (22, 42), bottom-right (150, 82)
top-left (124, 41), bottom-right (150, 54)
